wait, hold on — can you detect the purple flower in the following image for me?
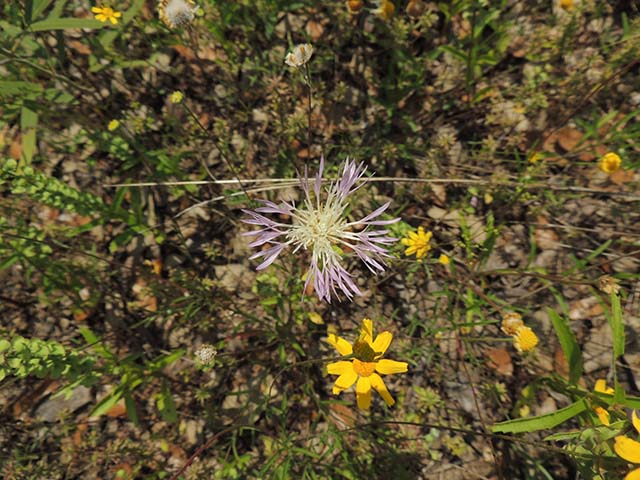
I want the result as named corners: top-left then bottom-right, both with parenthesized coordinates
top-left (242, 158), bottom-right (399, 302)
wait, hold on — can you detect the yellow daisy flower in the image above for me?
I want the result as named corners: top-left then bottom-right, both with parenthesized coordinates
top-left (91, 6), bottom-right (122, 25)
top-left (401, 226), bottom-right (432, 259)
top-left (512, 325), bottom-right (538, 353)
top-left (326, 319), bottom-right (408, 410)
top-left (614, 410), bottom-right (640, 480)
top-left (438, 254), bottom-right (450, 265)
top-left (593, 379), bottom-right (614, 425)
top-left (599, 152), bottom-right (622, 174)
top-left (107, 119), bottom-right (120, 131)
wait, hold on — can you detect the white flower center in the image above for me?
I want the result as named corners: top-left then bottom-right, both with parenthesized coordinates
top-left (287, 198), bottom-right (349, 267)
top-left (164, 0), bottom-right (196, 26)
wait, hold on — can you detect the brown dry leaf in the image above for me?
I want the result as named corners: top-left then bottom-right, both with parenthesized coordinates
top-left (72, 422), bottom-right (88, 447)
top-left (328, 403), bottom-right (357, 429)
top-left (305, 20), bottom-right (324, 41)
top-left (73, 310), bottom-right (89, 322)
top-left (556, 126), bottom-right (583, 152)
top-left (554, 347), bottom-right (569, 379)
top-left (9, 135), bottom-right (22, 160)
top-left (132, 279), bottom-right (158, 312)
top-left (609, 168), bottom-right (635, 186)
top-left (485, 347), bottom-right (513, 376)
top-left (67, 40), bottom-right (92, 55)
top-left (106, 399), bottom-right (127, 418)
top-left (172, 44), bottom-right (196, 60)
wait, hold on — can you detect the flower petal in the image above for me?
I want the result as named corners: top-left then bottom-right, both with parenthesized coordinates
top-left (375, 359), bottom-right (408, 375)
top-left (327, 361), bottom-right (353, 376)
top-left (360, 319), bottom-right (374, 345)
top-left (633, 409), bottom-right (640, 435)
top-left (332, 369), bottom-right (358, 395)
top-left (594, 407), bottom-right (610, 426)
top-left (327, 334), bottom-right (353, 356)
top-left (372, 331), bottom-right (392, 358)
top-left (370, 373), bottom-right (395, 406)
top-left (91, 7), bottom-right (102, 13)
top-left (625, 468), bottom-right (640, 480)
top-left (594, 379), bottom-right (614, 394)
top-left (356, 376), bottom-right (372, 410)
top-left (615, 436), bottom-right (640, 463)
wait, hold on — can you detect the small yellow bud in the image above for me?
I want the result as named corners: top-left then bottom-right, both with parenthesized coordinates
top-left (598, 152), bottom-right (621, 174)
top-left (169, 91), bottom-right (184, 104)
top-left (107, 119), bottom-right (120, 131)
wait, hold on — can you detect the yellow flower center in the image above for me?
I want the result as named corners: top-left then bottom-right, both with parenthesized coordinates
top-left (514, 326), bottom-right (539, 353)
top-left (353, 359), bottom-right (375, 377)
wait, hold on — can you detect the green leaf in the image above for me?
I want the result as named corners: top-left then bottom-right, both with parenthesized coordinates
top-left (492, 399), bottom-right (588, 433)
top-left (610, 292), bottom-right (624, 358)
top-left (124, 391), bottom-right (140, 426)
top-left (157, 382), bottom-right (177, 423)
top-left (0, 81), bottom-right (43, 96)
top-left (548, 309), bottom-right (582, 385)
top-left (30, 0), bottom-right (55, 22)
top-left (29, 18), bottom-right (104, 31)
top-left (91, 387), bottom-right (123, 417)
top-left (20, 106), bottom-right (38, 165)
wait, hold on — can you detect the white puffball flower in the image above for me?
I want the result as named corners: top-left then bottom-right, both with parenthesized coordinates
top-left (158, 0), bottom-right (199, 28)
top-left (285, 43), bottom-right (314, 68)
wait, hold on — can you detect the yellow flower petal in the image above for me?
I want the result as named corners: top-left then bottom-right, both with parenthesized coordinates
top-left (594, 379), bottom-right (614, 395)
top-left (375, 359), bottom-right (408, 375)
top-left (327, 361), bottom-right (353, 376)
top-left (370, 373), bottom-right (395, 406)
top-left (594, 407), bottom-right (610, 426)
top-left (327, 334), bottom-right (353, 356)
top-left (372, 331), bottom-right (392, 358)
top-left (91, 7), bottom-right (102, 13)
top-left (633, 410), bottom-right (640, 435)
top-left (356, 376), bottom-right (372, 410)
top-left (624, 468), bottom-right (640, 480)
top-left (615, 436), bottom-right (640, 463)
top-left (360, 319), bottom-right (374, 345)
top-left (332, 368), bottom-right (358, 394)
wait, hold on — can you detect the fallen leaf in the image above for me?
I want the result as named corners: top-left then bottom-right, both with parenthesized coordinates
top-left (556, 126), bottom-right (583, 152)
top-left (305, 20), bottom-right (324, 41)
top-left (609, 168), bottom-right (635, 186)
top-left (485, 347), bottom-right (513, 376)
top-left (554, 347), bottom-right (569, 379)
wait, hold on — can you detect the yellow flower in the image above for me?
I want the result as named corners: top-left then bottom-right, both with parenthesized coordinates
top-left (438, 254), bottom-right (450, 265)
top-left (91, 6), bottom-right (122, 25)
top-left (107, 119), bottom-right (120, 131)
top-left (501, 312), bottom-right (524, 336)
top-left (593, 379), bottom-right (614, 425)
top-left (599, 152), bottom-right (622, 174)
top-left (372, 0), bottom-right (395, 21)
top-left (559, 0), bottom-right (574, 10)
top-left (326, 319), bottom-right (408, 410)
top-left (169, 91), bottom-right (184, 104)
top-left (401, 226), bottom-right (432, 259)
top-left (346, 0), bottom-right (364, 14)
top-left (512, 325), bottom-right (538, 353)
top-left (614, 410), bottom-right (640, 480)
